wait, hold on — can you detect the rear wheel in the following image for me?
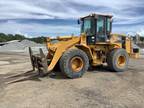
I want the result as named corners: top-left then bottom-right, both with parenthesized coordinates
top-left (107, 48), bottom-right (129, 72)
top-left (59, 49), bottom-right (89, 78)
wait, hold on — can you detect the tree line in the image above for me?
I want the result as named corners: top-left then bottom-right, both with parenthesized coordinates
top-left (0, 33), bottom-right (46, 43)
top-left (1, 32), bottom-right (144, 44)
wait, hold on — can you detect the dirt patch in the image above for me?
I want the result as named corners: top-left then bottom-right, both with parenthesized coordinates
top-left (0, 61), bottom-right (10, 65)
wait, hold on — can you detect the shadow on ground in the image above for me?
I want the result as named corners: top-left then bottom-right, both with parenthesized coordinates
top-left (0, 70), bottom-right (41, 85)
top-left (0, 65), bottom-right (115, 85)
top-left (49, 65), bottom-right (115, 79)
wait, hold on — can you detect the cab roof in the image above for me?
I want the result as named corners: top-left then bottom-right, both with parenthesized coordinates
top-left (80, 13), bottom-right (113, 20)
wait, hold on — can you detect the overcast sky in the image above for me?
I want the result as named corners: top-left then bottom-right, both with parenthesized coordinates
top-left (0, 0), bottom-right (144, 37)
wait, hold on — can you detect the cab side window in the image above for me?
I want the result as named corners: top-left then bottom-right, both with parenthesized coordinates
top-left (97, 17), bottom-right (104, 34)
top-left (106, 18), bottom-right (111, 32)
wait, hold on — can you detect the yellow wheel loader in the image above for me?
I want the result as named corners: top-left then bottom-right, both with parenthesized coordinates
top-left (29, 13), bottom-right (139, 78)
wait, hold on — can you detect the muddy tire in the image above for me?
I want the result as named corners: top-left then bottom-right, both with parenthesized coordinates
top-left (59, 49), bottom-right (89, 78)
top-left (107, 48), bottom-right (129, 72)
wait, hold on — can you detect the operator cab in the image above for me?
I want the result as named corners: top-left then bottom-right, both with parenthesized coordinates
top-left (79, 13), bottom-right (112, 45)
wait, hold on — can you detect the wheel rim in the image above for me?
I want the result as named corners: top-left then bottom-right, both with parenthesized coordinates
top-left (70, 57), bottom-right (84, 72)
top-left (117, 55), bottom-right (126, 67)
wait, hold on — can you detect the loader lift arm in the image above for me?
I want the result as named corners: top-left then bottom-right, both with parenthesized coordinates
top-left (29, 37), bottom-right (80, 75)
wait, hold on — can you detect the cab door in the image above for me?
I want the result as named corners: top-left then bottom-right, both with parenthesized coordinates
top-left (96, 16), bottom-right (107, 42)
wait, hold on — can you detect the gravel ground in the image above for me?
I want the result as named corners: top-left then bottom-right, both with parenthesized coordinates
top-left (0, 52), bottom-right (144, 108)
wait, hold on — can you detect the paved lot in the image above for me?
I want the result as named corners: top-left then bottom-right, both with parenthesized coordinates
top-left (0, 52), bottom-right (144, 108)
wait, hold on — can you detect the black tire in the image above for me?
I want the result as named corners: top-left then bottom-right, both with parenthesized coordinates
top-left (107, 48), bottom-right (129, 72)
top-left (59, 49), bottom-right (89, 78)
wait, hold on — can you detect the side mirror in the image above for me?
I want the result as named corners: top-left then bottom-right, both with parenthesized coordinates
top-left (77, 19), bottom-right (80, 24)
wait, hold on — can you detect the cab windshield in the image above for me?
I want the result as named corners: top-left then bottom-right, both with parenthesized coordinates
top-left (81, 18), bottom-right (95, 36)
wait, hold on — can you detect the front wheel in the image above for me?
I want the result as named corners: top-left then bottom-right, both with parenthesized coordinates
top-left (59, 49), bottom-right (89, 78)
top-left (107, 48), bottom-right (129, 72)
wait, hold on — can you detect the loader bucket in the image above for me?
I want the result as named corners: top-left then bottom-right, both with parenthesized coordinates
top-left (29, 47), bottom-right (48, 76)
